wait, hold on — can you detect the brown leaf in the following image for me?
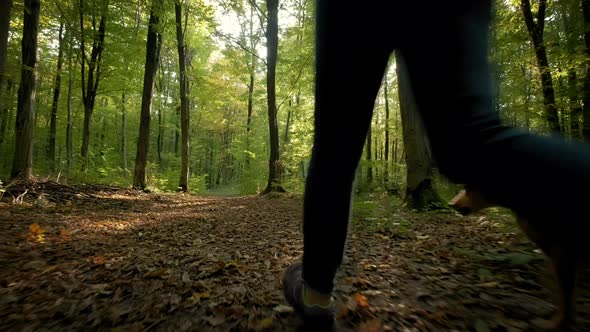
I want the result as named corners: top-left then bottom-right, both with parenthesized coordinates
top-left (27, 223), bottom-right (45, 243)
top-left (60, 229), bottom-right (72, 241)
top-left (354, 293), bottom-right (370, 308)
top-left (91, 256), bottom-right (106, 266)
top-left (190, 292), bottom-right (210, 303)
top-left (144, 268), bottom-right (171, 279)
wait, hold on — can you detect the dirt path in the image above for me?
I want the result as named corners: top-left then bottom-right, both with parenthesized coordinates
top-left (0, 189), bottom-right (585, 331)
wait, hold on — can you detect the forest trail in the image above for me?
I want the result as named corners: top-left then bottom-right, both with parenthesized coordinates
top-left (0, 187), bottom-right (587, 331)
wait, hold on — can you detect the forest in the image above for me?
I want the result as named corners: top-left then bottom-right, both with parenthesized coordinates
top-left (1, 0), bottom-right (590, 331)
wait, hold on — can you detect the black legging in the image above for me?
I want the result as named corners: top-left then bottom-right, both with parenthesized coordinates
top-left (302, 0), bottom-right (590, 294)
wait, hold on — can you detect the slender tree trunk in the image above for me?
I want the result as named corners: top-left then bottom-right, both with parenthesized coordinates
top-left (384, 76), bottom-right (390, 184)
top-left (66, 37), bottom-right (73, 176)
top-left (11, 0), bottom-right (40, 180)
top-left (0, 80), bottom-right (13, 145)
top-left (79, 0), bottom-right (107, 171)
top-left (521, 0), bottom-right (561, 133)
top-left (582, 0), bottom-right (590, 142)
top-left (175, 0), bottom-right (190, 191)
top-left (366, 121), bottom-right (373, 184)
top-left (0, 0), bottom-right (12, 137)
top-left (284, 107), bottom-right (292, 144)
top-left (245, 70), bottom-right (254, 166)
top-left (121, 91), bottom-right (127, 170)
top-left (119, 3), bottom-right (140, 172)
top-left (0, 0), bottom-right (13, 148)
top-left (49, 21), bottom-right (65, 171)
top-left (561, 1), bottom-right (583, 139)
top-left (395, 51), bottom-right (442, 210)
top-left (133, 0), bottom-right (163, 189)
top-left (263, 0), bottom-right (285, 194)
top-left (174, 105), bottom-right (180, 155)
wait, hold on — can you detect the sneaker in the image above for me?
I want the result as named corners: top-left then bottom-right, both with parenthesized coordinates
top-left (283, 262), bottom-right (336, 330)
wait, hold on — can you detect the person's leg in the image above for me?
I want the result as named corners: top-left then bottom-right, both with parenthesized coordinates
top-left (283, 0), bottom-right (393, 323)
top-left (399, 0), bottom-right (590, 225)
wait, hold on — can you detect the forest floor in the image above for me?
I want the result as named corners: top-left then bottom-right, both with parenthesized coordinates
top-left (1, 184), bottom-right (589, 331)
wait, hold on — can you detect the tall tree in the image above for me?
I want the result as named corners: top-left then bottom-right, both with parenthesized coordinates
top-left (383, 75), bottom-right (390, 184)
top-left (366, 119), bottom-right (373, 183)
top-left (582, 0), bottom-right (590, 142)
top-left (395, 52), bottom-right (442, 210)
top-left (79, 0), bottom-right (108, 170)
top-left (11, 0), bottom-right (40, 179)
top-left (262, 0), bottom-right (285, 193)
top-left (176, 0), bottom-right (190, 191)
top-left (66, 33), bottom-right (74, 175)
top-left (0, 0), bottom-right (13, 147)
top-left (560, 0), bottom-right (583, 139)
top-left (133, 0), bottom-right (164, 189)
top-left (48, 21), bottom-right (65, 171)
top-left (122, 1), bottom-right (142, 172)
top-left (521, 0), bottom-right (561, 133)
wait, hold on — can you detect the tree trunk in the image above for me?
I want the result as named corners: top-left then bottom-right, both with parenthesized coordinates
top-left (0, 0), bottom-right (13, 147)
top-left (262, 0), bottom-right (285, 194)
top-left (395, 52), bottom-right (442, 210)
top-left (175, 0), bottom-right (190, 192)
top-left (284, 107), bottom-right (292, 144)
top-left (66, 35), bottom-right (73, 176)
top-left (582, 0), bottom-right (590, 142)
top-left (384, 76), bottom-right (390, 184)
top-left (120, 2), bottom-right (140, 172)
top-left (521, 0), bottom-right (561, 133)
top-left (366, 121), bottom-right (373, 184)
top-left (48, 21), bottom-right (65, 171)
top-left (11, 0), bottom-right (40, 180)
top-left (133, 0), bottom-right (163, 189)
top-left (0, 80), bottom-right (13, 146)
top-left (121, 91), bottom-right (127, 170)
top-left (79, 0), bottom-right (107, 170)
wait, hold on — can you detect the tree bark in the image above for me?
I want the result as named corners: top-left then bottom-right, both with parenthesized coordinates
top-left (0, 80), bottom-right (13, 145)
top-left (175, 0), bottom-right (190, 191)
top-left (582, 0), bottom-right (590, 142)
top-left (521, 0), bottom-right (561, 133)
top-left (384, 76), bottom-right (390, 184)
top-left (262, 0), bottom-right (285, 194)
top-left (79, 0), bottom-right (107, 170)
top-left (133, 0), bottom-right (164, 189)
top-left (395, 52), bottom-right (442, 210)
top-left (49, 21), bottom-right (65, 171)
top-left (66, 34), bottom-right (73, 176)
top-left (0, 0), bottom-right (13, 147)
top-left (366, 120), bottom-right (373, 184)
top-left (11, 0), bottom-right (40, 180)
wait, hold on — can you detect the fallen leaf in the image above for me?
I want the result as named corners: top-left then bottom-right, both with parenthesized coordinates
top-left (60, 229), bottom-right (72, 241)
top-left (92, 256), bottom-right (106, 265)
top-left (477, 281), bottom-right (499, 288)
top-left (27, 223), bottom-right (45, 243)
top-left (144, 268), bottom-right (171, 279)
top-left (354, 293), bottom-right (369, 308)
top-left (190, 292), bottom-right (210, 303)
